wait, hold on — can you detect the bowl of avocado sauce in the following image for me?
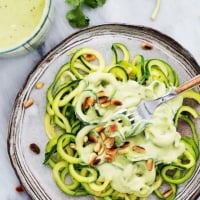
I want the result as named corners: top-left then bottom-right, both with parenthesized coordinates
top-left (0, 0), bottom-right (53, 57)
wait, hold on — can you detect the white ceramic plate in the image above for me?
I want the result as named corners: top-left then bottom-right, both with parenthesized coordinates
top-left (8, 24), bottom-right (200, 200)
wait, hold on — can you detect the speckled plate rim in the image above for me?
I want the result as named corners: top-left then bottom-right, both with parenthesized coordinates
top-left (7, 23), bottom-right (200, 200)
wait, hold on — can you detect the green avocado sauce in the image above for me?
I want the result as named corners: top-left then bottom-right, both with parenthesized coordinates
top-left (76, 73), bottom-right (185, 197)
top-left (0, 0), bottom-right (45, 50)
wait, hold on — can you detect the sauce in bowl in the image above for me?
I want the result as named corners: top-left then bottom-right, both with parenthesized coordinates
top-left (0, 0), bottom-right (46, 51)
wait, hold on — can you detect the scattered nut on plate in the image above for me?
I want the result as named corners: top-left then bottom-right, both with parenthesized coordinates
top-left (24, 98), bottom-right (34, 108)
top-left (141, 42), bottom-right (153, 50)
top-left (35, 81), bottom-right (44, 89)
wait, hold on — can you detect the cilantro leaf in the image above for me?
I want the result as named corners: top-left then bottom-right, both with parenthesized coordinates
top-left (66, 5), bottom-right (89, 28)
top-left (84, 0), bottom-right (106, 8)
top-left (65, 0), bottom-right (82, 6)
top-left (64, 0), bottom-right (106, 28)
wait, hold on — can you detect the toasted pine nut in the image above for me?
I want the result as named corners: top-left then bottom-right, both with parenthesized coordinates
top-left (82, 100), bottom-right (88, 110)
top-left (108, 123), bottom-right (118, 133)
top-left (132, 145), bottom-right (146, 154)
top-left (85, 54), bottom-right (96, 61)
top-left (99, 96), bottom-right (109, 104)
top-left (111, 100), bottom-right (123, 106)
top-left (100, 132), bottom-right (106, 141)
top-left (70, 143), bottom-right (77, 150)
top-left (94, 142), bottom-right (101, 153)
top-left (163, 189), bottom-right (173, 198)
top-left (35, 81), bottom-right (44, 89)
top-left (87, 96), bottom-right (95, 107)
top-left (105, 148), bottom-right (117, 156)
top-left (97, 90), bottom-right (106, 97)
top-left (104, 138), bottom-right (115, 149)
top-left (98, 144), bottom-right (105, 155)
top-left (29, 143), bottom-right (40, 154)
top-left (117, 147), bottom-right (129, 155)
top-left (83, 136), bottom-right (88, 143)
top-left (15, 185), bottom-right (24, 193)
top-left (82, 97), bottom-right (95, 109)
top-left (121, 141), bottom-right (130, 148)
top-left (95, 126), bottom-right (105, 133)
top-left (100, 101), bottom-right (111, 108)
top-left (104, 154), bottom-right (114, 162)
top-left (92, 158), bottom-right (101, 166)
top-left (88, 152), bottom-right (97, 165)
top-left (141, 42), bottom-right (153, 50)
top-left (24, 98), bottom-right (34, 108)
top-left (146, 159), bottom-right (153, 171)
top-left (88, 135), bottom-right (98, 143)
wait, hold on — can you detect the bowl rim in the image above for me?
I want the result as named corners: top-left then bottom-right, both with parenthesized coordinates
top-left (0, 0), bottom-right (52, 55)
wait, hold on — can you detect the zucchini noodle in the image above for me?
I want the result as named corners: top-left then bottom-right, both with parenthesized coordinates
top-left (44, 43), bottom-right (199, 200)
top-left (151, 0), bottom-right (161, 21)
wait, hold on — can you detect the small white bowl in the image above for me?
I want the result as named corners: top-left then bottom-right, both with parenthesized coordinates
top-left (0, 0), bottom-right (53, 57)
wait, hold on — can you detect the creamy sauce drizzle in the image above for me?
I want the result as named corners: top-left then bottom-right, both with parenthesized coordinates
top-left (0, 0), bottom-right (45, 49)
top-left (76, 72), bottom-right (185, 197)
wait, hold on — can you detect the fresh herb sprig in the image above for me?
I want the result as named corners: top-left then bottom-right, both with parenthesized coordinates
top-left (65, 0), bottom-right (106, 28)
top-left (65, 0), bottom-right (161, 28)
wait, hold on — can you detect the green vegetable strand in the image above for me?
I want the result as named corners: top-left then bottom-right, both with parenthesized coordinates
top-left (151, 0), bottom-right (161, 20)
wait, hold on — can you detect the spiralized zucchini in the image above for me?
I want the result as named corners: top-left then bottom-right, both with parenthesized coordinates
top-left (44, 43), bottom-right (199, 200)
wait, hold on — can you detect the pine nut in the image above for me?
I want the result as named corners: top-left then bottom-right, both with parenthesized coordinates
top-left (132, 145), bottom-right (146, 154)
top-left (87, 96), bottom-right (95, 106)
top-left (104, 138), bottom-right (115, 149)
top-left (83, 136), bottom-right (88, 143)
top-left (111, 100), bottom-right (122, 106)
top-left (108, 123), bottom-right (118, 133)
top-left (35, 81), bottom-right (44, 89)
top-left (146, 159), bottom-right (153, 171)
top-left (100, 132), bottom-right (106, 141)
top-left (24, 98), bottom-right (34, 108)
top-left (83, 96), bottom-right (95, 109)
top-left (98, 144), bottom-right (105, 155)
top-left (122, 141), bottom-right (130, 147)
top-left (92, 158), bottom-right (101, 166)
top-left (100, 101), bottom-right (111, 108)
top-left (97, 90), bottom-right (105, 97)
top-left (141, 42), bottom-right (153, 50)
top-left (99, 96), bottom-right (109, 104)
top-left (85, 54), bottom-right (96, 61)
top-left (29, 143), bottom-right (40, 154)
top-left (94, 142), bottom-right (101, 153)
top-left (163, 189), bottom-right (173, 198)
top-left (117, 147), bottom-right (129, 155)
top-left (95, 126), bottom-right (105, 133)
top-left (70, 143), bottom-right (77, 150)
top-left (105, 148), bottom-right (117, 156)
top-left (88, 152), bottom-right (97, 165)
top-left (88, 135), bottom-right (98, 143)
top-left (104, 154), bottom-right (114, 162)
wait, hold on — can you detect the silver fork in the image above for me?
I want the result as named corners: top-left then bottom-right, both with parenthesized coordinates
top-left (118, 74), bottom-right (200, 121)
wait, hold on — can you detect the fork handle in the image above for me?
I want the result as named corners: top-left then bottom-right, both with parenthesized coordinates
top-left (175, 74), bottom-right (200, 94)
